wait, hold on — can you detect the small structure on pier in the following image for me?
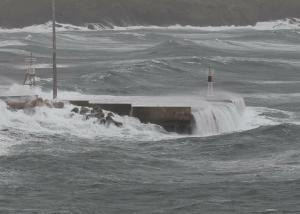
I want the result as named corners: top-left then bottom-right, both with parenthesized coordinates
top-left (207, 66), bottom-right (214, 97)
top-left (23, 53), bottom-right (37, 86)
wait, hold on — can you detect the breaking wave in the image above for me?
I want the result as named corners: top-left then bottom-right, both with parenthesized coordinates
top-left (110, 18), bottom-right (300, 31)
top-left (0, 84), bottom-right (296, 145)
top-left (0, 100), bottom-right (169, 141)
top-left (0, 40), bottom-right (27, 47)
top-left (193, 98), bottom-right (246, 136)
top-left (0, 18), bottom-right (300, 33)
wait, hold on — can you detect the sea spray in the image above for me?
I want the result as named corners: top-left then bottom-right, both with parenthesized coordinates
top-left (0, 102), bottom-right (170, 141)
top-left (0, 84), bottom-right (291, 139)
top-left (192, 99), bottom-right (245, 136)
top-left (1, 18), bottom-right (300, 34)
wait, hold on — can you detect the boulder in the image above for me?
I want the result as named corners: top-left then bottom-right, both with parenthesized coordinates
top-left (44, 99), bottom-right (54, 108)
top-left (99, 118), bottom-right (106, 125)
top-left (113, 120), bottom-right (123, 128)
top-left (92, 106), bottom-right (103, 114)
top-left (6, 101), bottom-right (26, 110)
top-left (35, 98), bottom-right (45, 107)
top-left (71, 107), bottom-right (79, 113)
top-left (80, 107), bottom-right (90, 115)
top-left (53, 101), bottom-right (64, 109)
top-left (27, 98), bottom-right (44, 108)
top-left (95, 112), bottom-right (105, 119)
top-left (84, 111), bottom-right (105, 120)
top-left (105, 115), bottom-right (123, 127)
top-left (107, 112), bottom-right (114, 117)
top-left (85, 113), bottom-right (95, 120)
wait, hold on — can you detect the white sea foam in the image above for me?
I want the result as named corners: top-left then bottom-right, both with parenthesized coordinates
top-left (0, 84), bottom-right (292, 145)
top-left (111, 18), bottom-right (300, 31)
top-left (14, 63), bottom-right (72, 70)
top-left (249, 80), bottom-right (300, 85)
top-left (195, 149), bottom-right (300, 182)
top-left (0, 133), bottom-right (16, 156)
top-left (245, 93), bottom-right (300, 101)
top-left (0, 84), bottom-right (84, 101)
top-left (207, 56), bottom-right (300, 67)
top-left (0, 18), bottom-right (300, 34)
top-left (0, 48), bottom-right (28, 55)
top-left (0, 40), bottom-right (27, 47)
top-left (0, 100), bottom-right (169, 140)
top-left (0, 85), bottom-right (297, 157)
top-left (0, 93), bottom-right (294, 156)
top-left (0, 86), bottom-right (173, 143)
top-left (0, 22), bottom-right (91, 33)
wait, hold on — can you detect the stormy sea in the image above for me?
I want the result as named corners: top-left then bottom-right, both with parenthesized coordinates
top-left (0, 19), bottom-right (300, 213)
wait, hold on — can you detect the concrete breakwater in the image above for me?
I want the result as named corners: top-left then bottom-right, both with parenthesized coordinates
top-left (68, 100), bottom-right (194, 134)
top-left (0, 96), bottom-right (194, 134)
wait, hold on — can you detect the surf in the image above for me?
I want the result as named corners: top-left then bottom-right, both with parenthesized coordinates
top-left (0, 84), bottom-right (283, 138)
top-left (1, 18), bottom-right (300, 34)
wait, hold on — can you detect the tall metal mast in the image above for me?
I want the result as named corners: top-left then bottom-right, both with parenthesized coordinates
top-left (52, 0), bottom-right (57, 99)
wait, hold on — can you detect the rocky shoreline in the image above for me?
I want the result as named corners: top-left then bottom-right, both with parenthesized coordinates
top-left (3, 97), bottom-right (123, 129)
top-left (70, 106), bottom-right (123, 128)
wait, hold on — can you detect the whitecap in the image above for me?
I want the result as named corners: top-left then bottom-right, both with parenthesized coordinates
top-left (0, 18), bottom-right (300, 33)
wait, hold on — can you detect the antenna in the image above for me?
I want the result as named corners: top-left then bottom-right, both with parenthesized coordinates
top-left (24, 52), bottom-right (37, 86)
top-left (207, 65), bottom-right (214, 96)
top-left (52, 0), bottom-right (58, 99)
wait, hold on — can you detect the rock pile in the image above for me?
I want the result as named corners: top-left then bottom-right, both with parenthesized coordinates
top-left (71, 106), bottom-right (123, 128)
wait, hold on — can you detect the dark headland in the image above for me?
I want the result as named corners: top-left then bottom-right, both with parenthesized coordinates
top-left (0, 0), bottom-right (300, 28)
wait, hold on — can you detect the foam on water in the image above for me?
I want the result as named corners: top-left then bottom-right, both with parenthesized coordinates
top-left (0, 22), bottom-right (90, 33)
top-left (192, 99), bottom-right (245, 136)
top-left (0, 100), bottom-right (169, 140)
top-left (0, 84), bottom-right (298, 156)
top-left (14, 63), bottom-right (72, 70)
top-left (249, 81), bottom-right (300, 85)
top-left (0, 86), bottom-right (173, 143)
top-left (0, 18), bottom-right (300, 34)
top-left (0, 84), bottom-right (292, 140)
top-left (195, 149), bottom-right (300, 182)
top-left (111, 18), bottom-right (300, 32)
top-left (0, 40), bottom-right (27, 47)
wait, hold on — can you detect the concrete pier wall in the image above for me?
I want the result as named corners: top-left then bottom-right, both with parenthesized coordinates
top-left (1, 97), bottom-right (194, 134)
top-left (67, 100), bottom-right (194, 134)
top-left (132, 106), bottom-right (193, 134)
top-left (68, 100), bottom-right (132, 116)
top-left (91, 103), bottom-right (132, 116)
top-left (69, 100), bottom-right (91, 107)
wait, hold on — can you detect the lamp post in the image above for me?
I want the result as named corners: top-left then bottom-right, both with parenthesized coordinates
top-left (52, 0), bottom-right (57, 99)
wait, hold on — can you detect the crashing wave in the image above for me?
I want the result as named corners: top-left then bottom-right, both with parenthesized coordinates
top-left (0, 18), bottom-right (300, 33)
top-left (1, 84), bottom-right (297, 142)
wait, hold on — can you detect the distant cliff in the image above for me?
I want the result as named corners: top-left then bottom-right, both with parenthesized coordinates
top-left (0, 0), bottom-right (300, 28)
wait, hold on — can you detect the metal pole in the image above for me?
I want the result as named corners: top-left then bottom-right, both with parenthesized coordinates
top-left (52, 0), bottom-right (57, 99)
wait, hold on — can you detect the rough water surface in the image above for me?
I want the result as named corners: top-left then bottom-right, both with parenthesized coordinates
top-left (0, 21), bottom-right (300, 213)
